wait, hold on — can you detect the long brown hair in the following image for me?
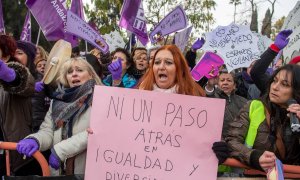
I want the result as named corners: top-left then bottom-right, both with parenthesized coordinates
top-left (138, 45), bottom-right (205, 96)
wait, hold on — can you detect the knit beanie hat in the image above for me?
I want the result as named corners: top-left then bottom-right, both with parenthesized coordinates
top-left (16, 40), bottom-right (37, 63)
top-left (289, 56), bottom-right (300, 65)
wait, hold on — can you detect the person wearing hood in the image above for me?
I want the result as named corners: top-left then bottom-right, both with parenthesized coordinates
top-left (15, 40), bottom-right (51, 134)
top-left (0, 35), bottom-right (35, 176)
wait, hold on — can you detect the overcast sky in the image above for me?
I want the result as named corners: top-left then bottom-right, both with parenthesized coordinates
top-left (213, 0), bottom-right (298, 29)
top-left (82, 0), bottom-right (298, 32)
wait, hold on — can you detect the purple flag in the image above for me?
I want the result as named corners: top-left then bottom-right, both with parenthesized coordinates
top-left (26, 0), bottom-right (66, 41)
top-left (66, 11), bottom-right (109, 53)
top-left (20, 11), bottom-right (31, 42)
top-left (70, 0), bottom-right (84, 20)
top-left (65, 0), bottom-right (86, 47)
top-left (119, 0), bottom-right (148, 46)
top-left (149, 5), bottom-right (188, 44)
top-left (0, 0), bottom-right (5, 33)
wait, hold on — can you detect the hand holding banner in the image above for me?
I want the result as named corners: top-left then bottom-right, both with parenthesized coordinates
top-left (85, 86), bottom-right (225, 180)
top-left (66, 11), bottom-right (109, 54)
top-left (191, 51), bottom-right (224, 81)
top-left (149, 5), bottom-right (188, 44)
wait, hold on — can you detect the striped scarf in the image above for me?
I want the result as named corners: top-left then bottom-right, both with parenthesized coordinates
top-left (51, 79), bottom-right (96, 137)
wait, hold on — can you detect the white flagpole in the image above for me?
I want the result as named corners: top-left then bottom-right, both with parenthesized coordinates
top-left (36, 28), bottom-right (41, 46)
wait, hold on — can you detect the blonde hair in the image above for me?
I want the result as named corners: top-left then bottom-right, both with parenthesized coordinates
top-left (133, 51), bottom-right (147, 61)
top-left (35, 46), bottom-right (48, 62)
top-left (58, 57), bottom-right (103, 87)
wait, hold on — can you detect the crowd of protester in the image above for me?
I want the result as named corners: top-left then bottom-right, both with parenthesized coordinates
top-left (0, 27), bottom-right (299, 178)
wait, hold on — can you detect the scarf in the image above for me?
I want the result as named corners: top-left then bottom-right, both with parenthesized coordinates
top-left (51, 79), bottom-right (96, 138)
top-left (153, 84), bottom-right (178, 94)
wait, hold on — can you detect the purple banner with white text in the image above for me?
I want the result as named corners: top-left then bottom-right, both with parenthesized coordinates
top-left (66, 11), bottom-right (109, 53)
top-left (149, 5), bottom-right (188, 44)
top-left (20, 11), bottom-right (31, 42)
top-left (65, 0), bottom-right (85, 47)
top-left (26, 0), bottom-right (66, 41)
top-left (119, 0), bottom-right (148, 46)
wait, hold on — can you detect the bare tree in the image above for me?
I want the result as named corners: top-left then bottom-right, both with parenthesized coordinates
top-left (261, 0), bottom-right (277, 34)
top-left (229, 0), bottom-right (242, 23)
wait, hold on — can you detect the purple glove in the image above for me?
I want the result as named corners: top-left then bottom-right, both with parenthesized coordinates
top-left (49, 152), bottom-right (60, 170)
top-left (108, 58), bottom-right (122, 80)
top-left (16, 138), bottom-right (39, 157)
top-left (0, 60), bottom-right (16, 82)
top-left (274, 29), bottom-right (293, 50)
top-left (35, 81), bottom-right (44, 92)
top-left (191, 37), bottom-right (205, 51)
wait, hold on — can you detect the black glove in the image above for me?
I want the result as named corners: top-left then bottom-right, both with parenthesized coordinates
top-left (212, 141), bottom-right (230, 164)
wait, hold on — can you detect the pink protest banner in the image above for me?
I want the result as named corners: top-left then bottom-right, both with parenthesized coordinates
top-left (149, 5), bottom-right (188, 44)
top-left (66, 10), bottom-right (109, 53)
top-left (85, 86), bottom-right (225, 180)
top-left (191, 51), bottom-right (224, 81)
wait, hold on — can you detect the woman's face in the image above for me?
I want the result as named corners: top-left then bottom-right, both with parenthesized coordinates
top-left (153, 49), bottom-right (176, 89)
top-left (218, 73), bottom-right (236, 95)
top-left (36, 60), bottom-right (46, 75)
top-left (66, 62), bottom-right (93, 88)
top-left (269, 70), bottom-right (293, 107)
top-left (112, 52), bottom-right (128, 74)
top-left (134, 53), bottom-right (148, 71)
top-left (149, 50), bottom-right (157, 64)
top-left (14, 49), bottom-right (28, 66)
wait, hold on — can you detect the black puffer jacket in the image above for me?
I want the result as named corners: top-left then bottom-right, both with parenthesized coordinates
top-left (250, 48), bottom-right (277, 95)
top-left (185, 49), bottom-right (196, 69)
top-left (31, 73), bottom-right (51, 132)
top-left (210, 88), bottom-right (248, 139)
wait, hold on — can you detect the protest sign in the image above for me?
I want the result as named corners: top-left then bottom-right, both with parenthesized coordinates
top-left (282, 1), bottom-right (300, 62)
top-left (202, 23), bottom-right (260, 72)
top-left (253, 33), bottom-right (272, 55)
top-left (20, 11), bottom-right (31, 42)
top-left (26, 0), bottom-right (66, 41)
top-left (103, 31), bottom-right (126, 51)
top-left (149, 5), bottom-right (188, 44)
top-left (66, 11), bottom-right (109, 54)
top-left (174, 26), bottom-right (193, 53)
top-left (64, 0), bottom-right (85, 47)
top-left (191, 51), bottom-right (224, 81)
top-left (0, 0), bottom-right (4, 33)
top-left (85, 86), bottom-right (225, 180)
top-left (119, 0), bottom-right (148, 46)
